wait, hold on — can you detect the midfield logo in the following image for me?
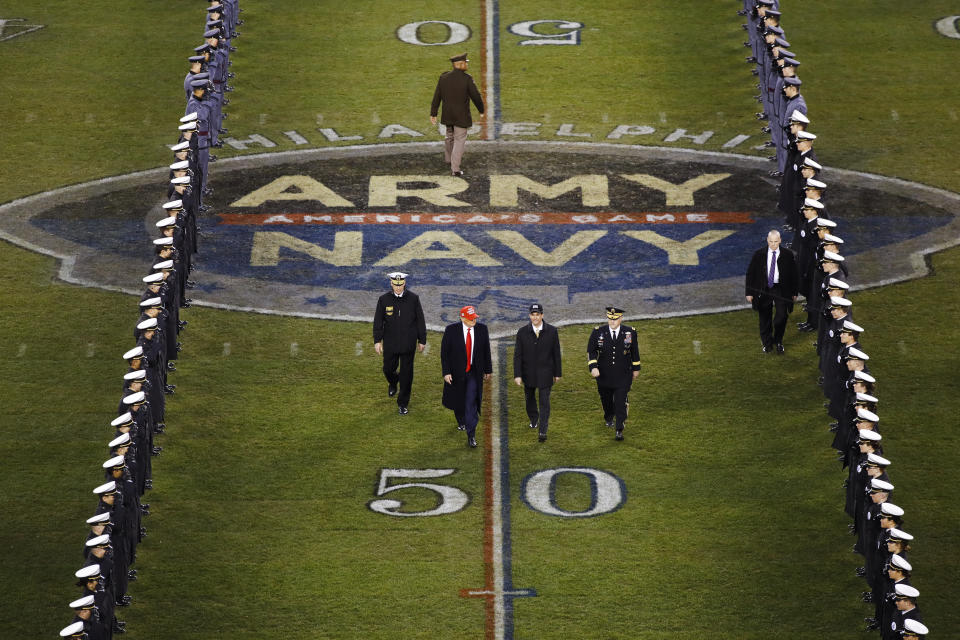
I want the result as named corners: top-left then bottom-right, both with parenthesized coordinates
top-left (0, 18), bottom-right (45, 42)
top-left (1, 141), bottom-right (958, 335)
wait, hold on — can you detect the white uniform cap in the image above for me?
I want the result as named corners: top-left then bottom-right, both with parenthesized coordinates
top-left (75, 564), bottom-right (101, 579)
top-left (178, 121), bottom-right (197, 132)
top-left (829, 296), bottom-right (852, 307)
top-left (848, 347), bottom-right (870, 361)
top-left (843, 320), bottom-right (864, 333)
top-left (69, 595), bottom-right (96, 609)
top-left (790, 109), bottom-right (810, 124)
top-left (143, 272), bottom-right (165, 283)
top-left (856, 392), bottom-right (878, 404)
top-left (124, 370), bottom-right (146, 381)
top-left (803, 157), bottom-right (822, 170)
top-left (796, 130), bottom-right (817, 140)
top-left (890, 554), bottom-right (913, 572)
top-left (170, 141), bottom-right (190, 151)
top-left (854, 370), bottom-right (876, 383)
top-left (111, 412), bottom-right (133, 427)
top-left (803, 197), bottom-right (824, 209)
top-left (162, 199), bottom-right (183, 210)
top-left (155, 216), bottom-right (177, 228)
top-left (857, 408), bottom-right (879, 422)
top-left (828, 277), bottom-right (849, 289)
top-left (137, 318), bottom-right (158, 331)
top-left (881, 502), bottom-right (904, 517)
top-left (109, 433), bottom-right (131, 448)
top-left (85, 534), bottom-right (111, 547)
top-left (102, 455), bottom-right (125, 469)
top-left (140, 297), bottom-right (162, 308)
top-left (122, 346), bottom-right (143, 359)
top-left (169, 160), bottom-right (190, 170)
top-left (822, 250), bottom-right (845, 262)
top-left (858, 429), bottom-right (882, 442)
top-left (60, 621), bottom-right (86, 637)
top-left (888, 528), bottom-right (914, 541)
top-left (153, 259), bottom-right (175, 270)
top-left (180, 112), bottom-right (199, 123)
top-left (86, 513), bottom-right (111, 525)
top-left (871, 478), bottom-right (894, 491)
top-left (92, 481), bottom-right (117, 495)
top-left (895, 583), bottom-right (919, 597)
top-left (815, 218), bottom-right (837, 228)
top-left (122, 390), bottom-right (147, 405)
top-left (866, 452), bottom-right (890, 466)
top-left (387, 271), bottom-right (408, 279)
top-left (153, 236), bottom-right (175, 246)
top-left (171, 176), bottom-right (191, 185)
top-left (903, 619), bottom-right (929, 635)
top-left (805, 178), bottom-right (826, 189)
top-left (823, 234), bottom-right (844, 244)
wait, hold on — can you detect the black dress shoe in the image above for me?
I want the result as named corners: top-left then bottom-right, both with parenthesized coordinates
top-left (762, 344), bottom-right (772, 353)
top-left (755, 112), bottom-right (767, 120)
top-left (387, 384), bottom-right (398, 397)
top-left (768, 171), bottom-right (783, 178)
top-left (528, 421), bottom-right (537, 429)
top-left (128, 569), bottom-right (138, 581)
top-left (457, 423), bottom-right (466, 431)
top-left (615, 429), bottom-right (624, 441)
top-left (145, 479), bottom-right (153, 489)
top-left (452, 170), bottom-right (464, 177)
top-left (760, 126), bottom-right (771, 133)
top-left (775, 343), bottom-right (784, 354)
top-left (154, 423), bottom-right (166, 434)
top-left (861, 592), bottom-right (873, 603)
top-left (604, 418), bottom-right (614, 428)
top-left (763, 141), bottom-right (775, 148)
top-left (468, 437), bottom-right (477, 448)
top-left (538, 434), bottom-right (547, 443)
top-left (152, 446), bottom-right (163, 456)
top-left (398, 406), bottom-right (408, 415)
top-left (167, 361), bottom-right (178, 371)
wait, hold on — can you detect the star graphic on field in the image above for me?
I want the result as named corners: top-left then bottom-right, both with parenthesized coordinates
top-left (305, 295), bottom-right (329, 306)
top-left (191, 282), bottom-right (223, 293)
top-left (645, 294), bottom-right (674, 304)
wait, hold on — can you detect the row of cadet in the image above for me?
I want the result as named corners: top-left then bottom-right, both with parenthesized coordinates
top-left (737, 2), bottom-right (930, 639)
top-left (58, 2), bottom-right (243, 638)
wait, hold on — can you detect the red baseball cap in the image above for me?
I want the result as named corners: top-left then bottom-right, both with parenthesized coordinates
top-left (460, 305), bottom-right (478, 320)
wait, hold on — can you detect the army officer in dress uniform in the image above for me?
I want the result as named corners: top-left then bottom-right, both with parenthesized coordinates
top-left (586, 307), bottom-right (641, 441)
top-left (430, 52), bottom-right (485, 177)
top-left (372, 272), bottom-right (427, 415)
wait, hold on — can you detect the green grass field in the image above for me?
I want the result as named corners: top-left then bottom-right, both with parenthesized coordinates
top-left (2, 2), bottom-right (959, 638)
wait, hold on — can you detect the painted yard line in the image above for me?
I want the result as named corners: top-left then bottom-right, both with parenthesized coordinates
top-left (482, 0), bottom-right (500, 140)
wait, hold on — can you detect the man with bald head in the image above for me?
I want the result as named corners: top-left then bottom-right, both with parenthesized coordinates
top-left (745, 229), bottom-right (799, 353)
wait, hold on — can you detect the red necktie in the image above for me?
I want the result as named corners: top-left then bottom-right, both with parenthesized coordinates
top-left (465, 327), bottom-right (472, 372)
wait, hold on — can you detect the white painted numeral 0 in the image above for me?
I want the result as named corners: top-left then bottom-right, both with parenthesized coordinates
top-left (396, 21), bottom-right (471, 46)
top-left (508, 20), bottom-right (584, 46)
top-left (521, 467), bottom-right (625, 517)
top-left (368, 468), bottom-right (469, 517)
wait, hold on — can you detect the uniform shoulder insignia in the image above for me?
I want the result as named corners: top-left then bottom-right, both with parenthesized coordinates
top-left (594, 325), bottom-right (601, 330)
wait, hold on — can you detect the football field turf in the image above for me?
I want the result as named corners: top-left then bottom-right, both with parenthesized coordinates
top-left (1, 2), bottom-right (959, 638)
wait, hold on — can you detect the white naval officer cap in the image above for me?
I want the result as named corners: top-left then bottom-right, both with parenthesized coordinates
top-left (92, 481), bottom-right (117, 495)
top-left (796, 130), bottom-right (817, 140)
top-left (180, 112), bottom-right (199, 123)
top-left (843, 320), bottom-right (865, 333)
top-left (829, 295), bottom-right (852, 308)
top-left (152, 259), bottom-right (175, 270)
top-left (75, 563), bottom-right (101, 579)
top-left (171, 176), bottom-right (191, 185)
top-left (60, 621), bottom-right (86, 637)
top-left (140, 297), bottom-right (163, 308)
top-left (803, 157), bottom-right (822, 170)
top-left (123, 370), bottom-right (146, 382)
top-left (823, 234), bottom-right (844, 244)
top-left (848, 347), bottom-right (870, 362)
top-left (122, 346), bottom-right (143, 359)
top-left (814, 218), bottom-right (837, 229)
top-left (894, 583), bottom-right (919, 597)
top-left (122, 390), bottom-right (147, 405)
top-left (155, 216), bottom-right (177, 228)
top-left (178, 121), bottom-right (198, 132)
top-left (888, 528), bottom-right (914, 541)
top-left (69, 594), bottom-right (96, 609)
top-left (170, 160), bottom-right (190, 171)
top-left (866, 452), bottom-right (890, 466)
top-left (162, 199), bottom-right (183, 210)
top-left (858, 429), bottom-right (881, 442)
top-left (805, 178), bottom-right (827, 189)
top-left (880, 502), bottom-right (904, 517)
top-left (890, 554), bottom-right (913, 573)
top-left (903, 619), bottom-right (929, 635)
top-left (102, 455), bottom-right (125, 470)
top-left (86, 512), bottom-right (111, 525)
top-left (789, 109), bottom-right (810, 124)
top-left (854, 370), bottom-right (876, 384)
top-left (856, 408), bottom-right (879, 423)
top-left (828, 277), bottom-right (849, 289)
top-left (108, 432), bottom-right (131, 448)
top-left (111, 412), bottom-right (133, 427)
top-left (143, 272), bottom-right (165, 284)
top-left (85, 534), bottom-right (111, 547)
top-left (153, 236), bottom-right (175, 246)
top-left (137, 318), bottom-right (158, 331)
top-left (856, 392), bottom-right (878, 404)
top-left (803, 197), bottom-right (824, 209)
top-left (870, 478), bottom-right (894, 492)
top-left (822, 250), bottom-right (845, 262)
top-left (170, 141), bottom-right (190, 152)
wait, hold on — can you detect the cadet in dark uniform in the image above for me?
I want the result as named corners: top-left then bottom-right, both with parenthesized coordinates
top-left (372, 272), bottom-right (427, 415)
top-left (430, 52), bottom-right (485, 176)
top-left (512, 303), bottom-right (562, 442)
top-left (586, 307), bottom-right (641, 441)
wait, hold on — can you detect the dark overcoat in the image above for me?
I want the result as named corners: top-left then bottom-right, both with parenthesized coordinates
top-left (513, 323), bottom-right (562, 389)
top-left (440, 321), bottom-right (492, 414)
top-left (430, 69), bottom-right (485, 128)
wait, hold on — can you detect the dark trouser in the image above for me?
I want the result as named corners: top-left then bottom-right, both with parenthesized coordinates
top-left (597, 383), bottom-right (629, 430)
top-left (382, 349), bottom-right (415, 407)
top-left (524, 385), bottom-right (552, 435)
top-left (756, 284), bottom-right (791, 347)
top-left (455, 375), bottom-right (481, 439)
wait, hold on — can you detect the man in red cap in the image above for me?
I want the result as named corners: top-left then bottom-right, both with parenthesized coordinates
top-left (441, 305), bottom-right (492, 447)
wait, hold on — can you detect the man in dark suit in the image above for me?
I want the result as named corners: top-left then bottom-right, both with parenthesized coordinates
top-left (512, 303), bottom-right (562, 443)
top-left (430, 52), bottom-right (485, 177)
top-left (372, 271), bottom-right (427, 415)
top-left (441, 305), bottom-right (492, 448)
top-left (745, 229), bottom-right (799, 354)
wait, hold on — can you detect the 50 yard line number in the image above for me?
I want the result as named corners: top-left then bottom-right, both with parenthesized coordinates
top-left (368, 467), bottom-right (626, 518)
top-left (396, 20), bottom-right (585, 47)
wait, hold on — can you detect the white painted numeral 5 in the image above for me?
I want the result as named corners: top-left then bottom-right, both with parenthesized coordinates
top-left (508, 20), bottom-right (584, 46)
top-left (368, 468), bottom-right (470, 517)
